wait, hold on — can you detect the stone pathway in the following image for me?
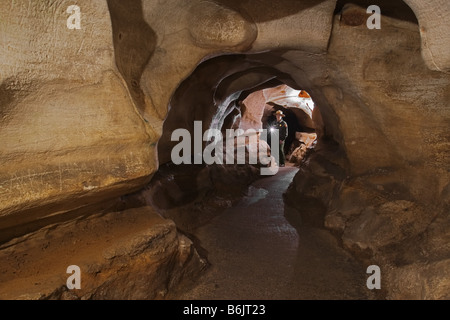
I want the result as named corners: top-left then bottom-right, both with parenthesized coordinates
top-left (177, 166), bottom-right (372, 300)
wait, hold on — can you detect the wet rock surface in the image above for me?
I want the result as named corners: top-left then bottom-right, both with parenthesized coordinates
top-left (175, 167), bottom-right (373, 300)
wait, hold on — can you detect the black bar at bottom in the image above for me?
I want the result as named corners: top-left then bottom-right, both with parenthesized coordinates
top-left (1, 299), bottom-right (433, 318)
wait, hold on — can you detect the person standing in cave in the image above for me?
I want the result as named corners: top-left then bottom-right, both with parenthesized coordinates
top-left (271, 110), bottom-right (288, 167)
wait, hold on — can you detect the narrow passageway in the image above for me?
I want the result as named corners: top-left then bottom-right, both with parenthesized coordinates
top-left (178, 166), bottom-right (372, 300)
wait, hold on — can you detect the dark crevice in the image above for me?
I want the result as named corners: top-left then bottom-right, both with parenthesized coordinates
top-left (107, 0), bottom-right (157, 115)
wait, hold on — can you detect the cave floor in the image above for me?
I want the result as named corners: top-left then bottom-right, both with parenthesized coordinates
top-left (175, 164), bottom-right (374, 300)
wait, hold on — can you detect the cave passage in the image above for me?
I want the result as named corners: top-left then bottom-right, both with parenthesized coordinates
top-left (174, 166), bottom-right (371, 300)
top-left (158, 79), bottom-right (369, 299)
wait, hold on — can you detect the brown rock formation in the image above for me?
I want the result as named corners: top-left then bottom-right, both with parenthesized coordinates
top-left (0, 207), bottom-right (206, 300)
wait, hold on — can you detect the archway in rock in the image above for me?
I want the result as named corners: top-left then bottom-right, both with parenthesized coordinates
top-left (157, 53), bottom-right (335, 171)
top-left (143, 1), bottom-right (449, 299)
top-left (152, 52), bottom-right (330, 224)
top-left (143, 51), bottom-right (354, 297)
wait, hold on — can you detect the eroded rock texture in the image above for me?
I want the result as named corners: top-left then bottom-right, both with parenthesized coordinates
top-left (0, 207), bottom-right (206, 300)
top-left (0, 0), bottom-right (449, 299)
top-left (0, 0), bottom-right (157, 239)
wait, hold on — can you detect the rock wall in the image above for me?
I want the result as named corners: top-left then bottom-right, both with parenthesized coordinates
top-left (284, 4), bottom-right (450, 299)
top-left (0, 0), bottom-right (157, 239)
top-left (403, 0), bottom-right (450, 72)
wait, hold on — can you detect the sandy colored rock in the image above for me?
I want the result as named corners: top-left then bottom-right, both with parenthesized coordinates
top-left (0, 207), bottom-right (206, 300)
top-left (0, 0), bottom-right (449, 300)
top-left (0, 0), bottom-right (158, 233)
top-left (404, 0), bottom-right (450, 72)
top-left (240, 91), bottom-right (266, 131)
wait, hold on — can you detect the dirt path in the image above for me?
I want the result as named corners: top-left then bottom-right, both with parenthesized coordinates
top-left (177, 166), bottom-right (373, 300)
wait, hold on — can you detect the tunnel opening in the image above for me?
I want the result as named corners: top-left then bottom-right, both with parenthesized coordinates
top-left (156, 53), bottom-right (328, 171)
top-left (135, 51), bottom-right (340, 251)
top-left (142, 50), bottom-right (369, 299)
top-left (126, 9), bottom-right (447, 299)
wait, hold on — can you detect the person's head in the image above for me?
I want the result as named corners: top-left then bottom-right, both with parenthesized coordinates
top-left (275, 110), bottom-right (285, 122)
